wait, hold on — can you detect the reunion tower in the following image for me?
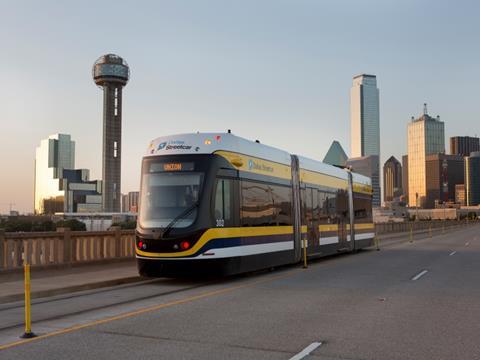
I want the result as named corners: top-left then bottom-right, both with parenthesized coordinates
top-left (92, 54), bottom-right (130, 212)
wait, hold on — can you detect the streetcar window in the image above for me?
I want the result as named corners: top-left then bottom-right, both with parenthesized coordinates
top-left (271, 185), bottom-right (292, 225)
top-left (353, 194), bottom-right (372, 222)
top-left (318, 191), bottom-right (328, 223)
top-left (139, 172), bottom-right (203, 229)
top-left (241, 181), bottom-right (275, 226)
top-left (336, 189), bottom-right (349, 220)
top-left (305, 188), bottom-right (313, 224)
top-left (312, 189), bottom-right (319, 222)
top-left (320, 192), bottom-right (336, 223)
top-left (240, 181), bottom-right (292, 226)
top-left (214, 179), bottom-right (232, 226)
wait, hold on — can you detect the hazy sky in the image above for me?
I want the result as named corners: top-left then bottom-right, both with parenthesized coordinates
top-left (1, 0), bottom-right (479, 213)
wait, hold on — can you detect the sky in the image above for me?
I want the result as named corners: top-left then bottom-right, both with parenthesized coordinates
top-left (1, 0), bottom-right (480, 213)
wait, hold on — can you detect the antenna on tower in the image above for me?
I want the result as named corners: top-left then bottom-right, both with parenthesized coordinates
top-left (423, 103), bottom-right (428, 115)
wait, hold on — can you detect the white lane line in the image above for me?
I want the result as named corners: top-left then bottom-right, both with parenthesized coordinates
top-left (449, 251), bottom-right (457, 256)
top-left (465, 242), bottom-right (470, 247)
top-left (289, 342), bottom-right (322, 360)
top-left (412, 270), bottom-right (429, 281)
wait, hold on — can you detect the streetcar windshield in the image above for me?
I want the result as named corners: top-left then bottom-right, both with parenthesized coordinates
top-left (139, 172), bottom-right (204, 229)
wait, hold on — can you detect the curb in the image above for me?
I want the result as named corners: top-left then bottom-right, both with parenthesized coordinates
top-left (0, 276), bottom-right (143, 305)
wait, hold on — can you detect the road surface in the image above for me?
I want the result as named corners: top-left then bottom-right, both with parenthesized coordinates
top-left (0, 225), bottom-right (479, 359)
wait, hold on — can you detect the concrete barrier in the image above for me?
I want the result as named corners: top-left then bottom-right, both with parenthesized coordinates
top-left (0, 228), bottom-right (135, 271)
top-left (374, 219), bottom-right (475, 235)
top-left (0, 220), bottom-right (476, 271)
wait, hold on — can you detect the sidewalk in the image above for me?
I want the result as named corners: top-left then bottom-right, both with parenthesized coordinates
top-left (0, 260), bottom-right (140, 304)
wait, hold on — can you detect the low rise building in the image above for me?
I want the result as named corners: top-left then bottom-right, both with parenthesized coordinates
top-left (455, 184), bottom-right (465, 206)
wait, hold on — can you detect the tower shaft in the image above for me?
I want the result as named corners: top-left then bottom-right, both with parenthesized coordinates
top-left (102, 84), bottom-right (122, 212)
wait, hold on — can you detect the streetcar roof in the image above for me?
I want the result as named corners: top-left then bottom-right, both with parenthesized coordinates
top-left (145, 132), bottom-right (292, 165)
top-left (297, 155), bottom-right (349, 180)
top-left (145, 132), bottom-right (371, 186)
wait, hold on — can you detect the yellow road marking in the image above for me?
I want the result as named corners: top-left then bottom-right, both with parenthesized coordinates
top-left (0, 270), bottom-right (298, 352)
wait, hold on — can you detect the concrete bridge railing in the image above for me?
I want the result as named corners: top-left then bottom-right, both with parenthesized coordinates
top-left (0, 220), bottom-right (477, 271)
top-left (0, 228), bottom-right (135, 271)
top-left (374, 219), bottom-right (476, 235)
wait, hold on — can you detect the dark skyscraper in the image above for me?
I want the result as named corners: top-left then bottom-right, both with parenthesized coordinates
top-left (383, 156), bottom-right (402, 202)
top-left (425, 154), bottom-right (464, 208)
top-left (465, 152), bottom-right (480, 206)
top-left (93, 54), bottom-right (130, 212)
top-left (450, 136), bottom-right (480, 157)
top-left (402, 155), bottom-right (409, 204)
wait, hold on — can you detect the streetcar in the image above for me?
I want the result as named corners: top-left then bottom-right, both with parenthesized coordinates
top-left (136, 132), bottom-right (374, 277)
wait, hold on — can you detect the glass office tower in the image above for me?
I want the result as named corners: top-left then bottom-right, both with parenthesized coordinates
top-left (350, 74), bottom-right (380, 158)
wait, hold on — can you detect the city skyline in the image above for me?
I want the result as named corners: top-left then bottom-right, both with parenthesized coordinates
top-left (2, 1), bottom-right (480, 213)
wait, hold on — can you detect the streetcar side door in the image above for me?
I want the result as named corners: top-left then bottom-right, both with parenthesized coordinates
top-left (336, 189), bottom-right (350, 251)
top-left (306, 187), bottom-right (320, 255)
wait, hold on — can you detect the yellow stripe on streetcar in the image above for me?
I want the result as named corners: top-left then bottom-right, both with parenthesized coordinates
top-left (214, 150), bottom-right (292, 180)
top-left (136, 226), bottom-right (294, 258)
top-left (319, 224), bottom-right (339, 232)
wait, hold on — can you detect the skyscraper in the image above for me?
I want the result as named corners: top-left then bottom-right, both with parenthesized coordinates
top-left (350, 74), bottom-right (380, 158)
top-left (450, 136), bottom-right (480, 157)
top-left (402, 155), bottom-right (409, 203)
top-left (425, 154), bottom-right (464, 208)
top-left (383, 156), bottom-right (402, 202)
top-left (34, 134), bottom-right (75, 214)
top-left (346, 155), bottom-right (380, 207)
top-left (93, 54), bottom-right (130, 212)
top-left (407, 105), bottom-right (445, 208)
top-left (34, 134), bottom-right (102, 214)
top-left (465, 152), bottom-right (480, 206)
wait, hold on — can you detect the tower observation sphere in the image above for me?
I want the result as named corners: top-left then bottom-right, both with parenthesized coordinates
top-left (92, 54), bottom-right (130, 212)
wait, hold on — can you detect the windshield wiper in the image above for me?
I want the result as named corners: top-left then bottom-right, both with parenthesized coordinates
top-left (161, 201), bottom-right (200, 238)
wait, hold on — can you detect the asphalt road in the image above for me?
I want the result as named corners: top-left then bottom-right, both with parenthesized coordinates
top-left (0, 225), bottom-right (479, 360)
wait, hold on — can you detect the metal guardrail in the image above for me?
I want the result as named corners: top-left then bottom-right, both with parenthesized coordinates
top-left (0, 228), bottom-right (135, 271)
top-left (0, 220), bottom-right (477, 271)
